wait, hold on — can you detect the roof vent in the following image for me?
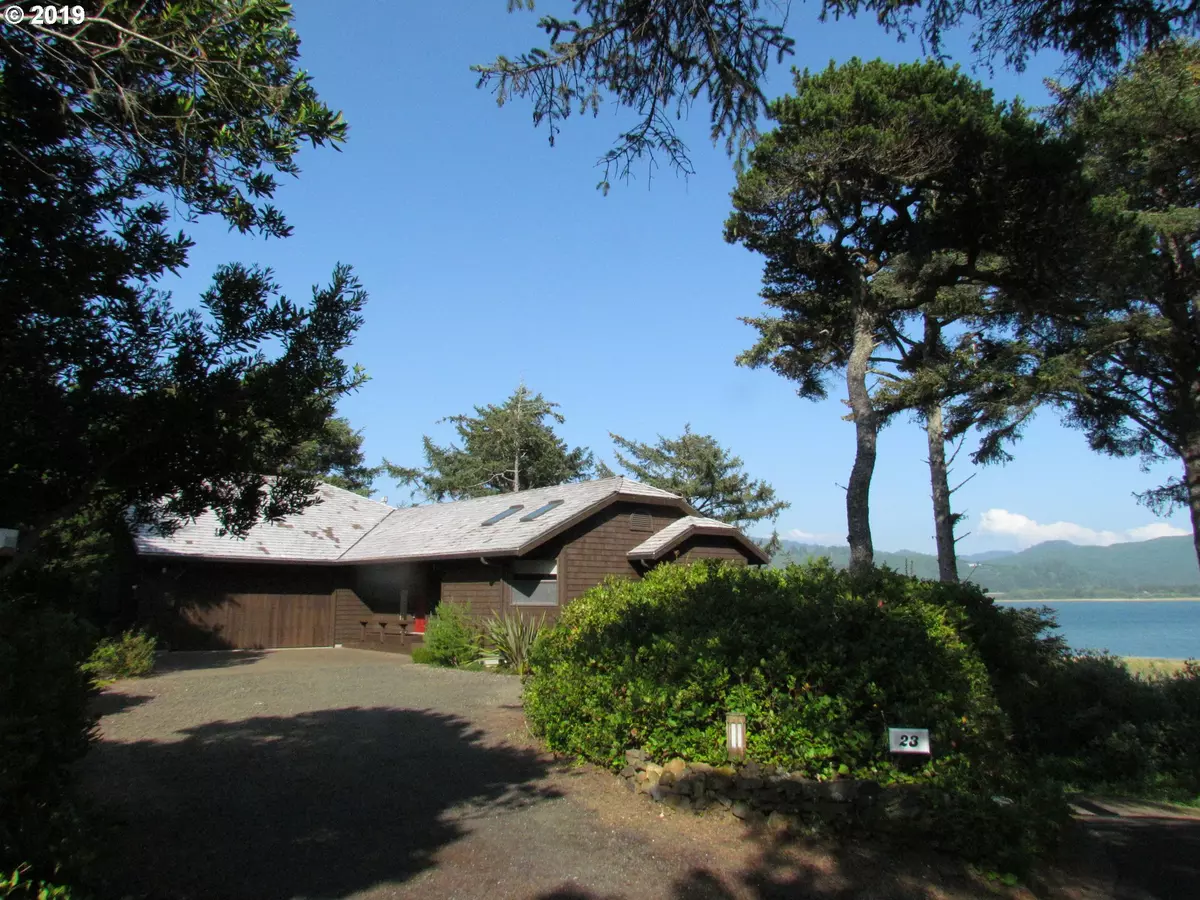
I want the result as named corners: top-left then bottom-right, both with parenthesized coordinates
top-left (481, 505), bottom-right (524, 526)
top-left (630, 510), bottom-right (654, 532)
top-left (519, 500), bottom-right (564, 522)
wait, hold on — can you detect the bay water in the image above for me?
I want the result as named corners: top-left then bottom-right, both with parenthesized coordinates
top-left (996, 600), bottom-right (1200, 659)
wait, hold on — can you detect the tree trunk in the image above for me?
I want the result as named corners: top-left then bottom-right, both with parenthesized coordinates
top-left (926, 404), bottom-right (959, 583)
top-left (845, 306), bottom-right (878, 575)
top-left (1186, 435), bottom-right (1200, 574)
top-left (513, 388), bottom-right (522, 492)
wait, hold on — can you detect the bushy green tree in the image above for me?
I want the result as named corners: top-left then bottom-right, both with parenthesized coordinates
top-left (475, 0), bottom-right (793, 189)
top-left (289, 417), bottom-right (382, 497)
top-left (0, 0), bottom-right (361, 567)
top-left (605, 426), bottom-right (788, 529)
top-left (726, 59), bottom-right (1080, 574)
top-left (1050, 40), bottom-right (1200, 571)
top-left (0, 3), bottom-right (357, 890)
top-left (478, 0), bottom-right (1199, 184)
top-left (385, 384), bottom-right (597, 501)
top-left (947, 40), bottom-right (1200, 575)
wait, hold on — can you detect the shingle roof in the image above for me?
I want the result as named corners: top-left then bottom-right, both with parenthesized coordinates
top-left (627, 515), bottom-right (771, 564)
top-left (340, 476), bottom-right (686, 563)
top-left (135, 477), bottom-right (695, 564)
top-left (134, 483), bottom-right (395, 562)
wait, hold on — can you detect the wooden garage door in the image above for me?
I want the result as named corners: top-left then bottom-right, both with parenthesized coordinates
top-left (176, 593), bottom-right (334, 650)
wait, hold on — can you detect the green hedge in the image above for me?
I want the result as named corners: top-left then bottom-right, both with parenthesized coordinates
top-left (0, 597), bottom-right (95, 895)
top-left (1023, 654), bottom-right (1200, 797)
top-left (524, 560), bottom-right (1068, 870)
top-left (527, 561), bottom-right (1012, 775)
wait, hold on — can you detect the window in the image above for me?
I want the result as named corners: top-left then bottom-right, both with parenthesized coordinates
top-left (630, 509), bottom-right (654, 532)
top-left (481, 505), bottom-right (523, 526)
top-left (512, 559), bottom-right (557, 576)
top-left (509, 578), bottom-right (558, 606)
top-left (509, 559), bottom-right (558, 606)
top-left (519, 499), bottom-right (564, 522)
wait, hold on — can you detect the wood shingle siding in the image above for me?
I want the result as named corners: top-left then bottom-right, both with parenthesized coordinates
top-left (673, 535), bottom-right (753, 564)
top-left (549, 502), bottom-right (685, 603)
top-left (439, 561), bottom-right (506, 619)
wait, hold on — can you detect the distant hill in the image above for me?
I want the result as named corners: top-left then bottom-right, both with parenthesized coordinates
top-left (960, 550), bottom-right (1017, 563)
top-left (771, 536), bottom-right (1200, 599)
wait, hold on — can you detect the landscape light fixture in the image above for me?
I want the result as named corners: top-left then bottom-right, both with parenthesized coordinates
top-left (726, 712), bottom-right (747, 761)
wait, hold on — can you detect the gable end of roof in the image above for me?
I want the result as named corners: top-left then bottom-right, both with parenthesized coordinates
top-left (627, 516), bottom-right (771, 565)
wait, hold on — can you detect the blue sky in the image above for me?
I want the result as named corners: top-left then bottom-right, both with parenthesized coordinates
top-left (164, 0), bottom-right (1191, 554)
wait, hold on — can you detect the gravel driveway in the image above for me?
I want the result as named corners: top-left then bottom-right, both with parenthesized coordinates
top-left (81, 648), bottom-right (1084, 900)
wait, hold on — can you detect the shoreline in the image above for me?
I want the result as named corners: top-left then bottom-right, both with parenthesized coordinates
top-left (992, 597), bottom-right (1200, 603)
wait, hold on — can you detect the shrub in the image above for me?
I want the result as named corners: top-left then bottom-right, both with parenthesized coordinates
top-left (1025, 654), bottom-right (1200, 798)
top-left (409, 645), bottom-right (434, 665)
top-left (420, 601), bottom-right (481, 667)
top-left (0, 595), bottom-right (96, 894)
top-left (908, 587), bottom-right (1200, 801)
top-left (527, 561), bottom-right (1007, 774)
top-left (2, 864), bottom-right (79, 898)
top-left (484, 610), bottom-right (544, 677)
top-left (81, 629), bottom-right (157, 684)
top-left (524, 560), bottom-right (1067, 870)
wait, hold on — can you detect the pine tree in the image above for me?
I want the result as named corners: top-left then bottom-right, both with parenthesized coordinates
top-left (475, 0), bottom-right (793, 189)
top-left (384, 385), bottom-right (597, 501)
top-left (477, 0), bottom-right (1199, 186)
top-left (0, 0), bottom-right (360, 568)
top-left (1033, 41), bottom-right (1200, 571)
top-left (726, 59), bottom-right (1082, 574)
top-left (606, 426), bottom-right (789, 529)
top-left (289, 417), bottom-right (381, 497)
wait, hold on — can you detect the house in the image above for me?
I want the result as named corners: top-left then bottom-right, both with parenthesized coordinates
top-left (134, 477), bottom-right (769, 651)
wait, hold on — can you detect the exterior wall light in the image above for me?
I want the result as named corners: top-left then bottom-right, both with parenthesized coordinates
top-left (726, 712), bottom-right (747, 761)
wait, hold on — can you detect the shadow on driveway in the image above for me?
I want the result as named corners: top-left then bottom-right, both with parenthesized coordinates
top-left (89, 690), bottom-right (155, 718)
top-left (531, 830), bottom-right (1013, 900)
top-left (84, 706), bottom-right (557, 899)
top-left (1082, 816), bottom-right (1200, 900)
top-left (152, 649), bottom-right (270, 673)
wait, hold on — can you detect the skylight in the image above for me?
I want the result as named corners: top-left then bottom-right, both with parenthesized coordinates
top-left (481, 505), bottom-right (523, 526)
top-left (519, 500), bottom-right (564, 522)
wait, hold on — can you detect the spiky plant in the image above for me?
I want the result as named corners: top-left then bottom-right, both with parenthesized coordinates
top-left (485, 610), bottom-right (544, 677)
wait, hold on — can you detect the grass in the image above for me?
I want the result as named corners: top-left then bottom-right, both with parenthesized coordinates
top-left (1073, 783), bottom-right (1200, 809)
top-left (1120, 657), bottom-right (1190, 679)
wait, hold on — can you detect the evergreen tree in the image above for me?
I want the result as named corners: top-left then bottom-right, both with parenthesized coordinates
top-left (606, 426), bottom-right (788, 529)
top-left (0, 0), bottom-right (358, 569)
top-left (1032, 41), bottom-right (1200, 571)
top-left (726, 59), bottom-right (1081, 574)
top-left (0, 2), bottom-right (358, 888)
top-left (475, 0), bottom-right (793, 189)
top-left (289, 417), bottom-right (381, 497)
top-left (478, 0), bottom-right (1199, 184)
top-left (824, 0), bottom-right (1200, 79)
top-left (385, 385), bottom-right (597, 501)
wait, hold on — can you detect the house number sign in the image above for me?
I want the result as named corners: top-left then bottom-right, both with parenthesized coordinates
top-left (887, 727), bottom-right (931, 755)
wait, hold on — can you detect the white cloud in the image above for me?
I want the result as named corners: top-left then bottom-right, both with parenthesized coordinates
top-left (785, 528), bottom-right (847, 545)
top-left (1127, 522), bottom-right (1191, 542)
top-left (978, 508), bottom-right (1188, 549)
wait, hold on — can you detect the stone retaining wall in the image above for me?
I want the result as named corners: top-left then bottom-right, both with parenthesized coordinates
top-left (619, 749), bottom-right (922, 831)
